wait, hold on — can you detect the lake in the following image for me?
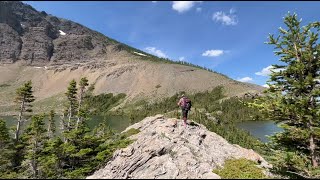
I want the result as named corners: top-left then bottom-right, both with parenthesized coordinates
top-left (236, 120), bottom-right (283, 143)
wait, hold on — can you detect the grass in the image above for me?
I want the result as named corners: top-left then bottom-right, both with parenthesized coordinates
top-left (120, 128), bottom-right (140, 139)
top-left (213, 158), bottom-right (267, 179)
top-left (32, 93), bottom-right (66, 114)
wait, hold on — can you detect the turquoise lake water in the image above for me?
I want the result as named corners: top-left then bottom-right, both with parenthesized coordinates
top-left (236, 120), bottom-right (283, 143)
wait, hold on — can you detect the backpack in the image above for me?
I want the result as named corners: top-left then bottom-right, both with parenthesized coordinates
top-left (183, 97), bottom-right (192, 111)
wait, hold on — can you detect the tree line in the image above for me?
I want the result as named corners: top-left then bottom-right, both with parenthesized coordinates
top-left (0, 78), bottom-right (138, 178)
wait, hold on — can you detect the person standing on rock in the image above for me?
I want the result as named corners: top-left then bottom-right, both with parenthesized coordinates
top-left (176, 94), bottom-right (192, 127)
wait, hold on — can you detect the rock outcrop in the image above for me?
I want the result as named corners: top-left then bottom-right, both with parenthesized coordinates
top-left (0, 23), bottom-right (22, 63)
top-left (87, 115), bottom-right (271, 179)
top-left (0, 1), bottom-right (114, 65)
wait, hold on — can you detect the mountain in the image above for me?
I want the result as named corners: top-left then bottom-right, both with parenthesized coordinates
top-left (87, 115), bottom-right (272, 179)
top-left (0, 1), bottom-right (128, 65)
top-left (0, 1), bottom-right (264, 115)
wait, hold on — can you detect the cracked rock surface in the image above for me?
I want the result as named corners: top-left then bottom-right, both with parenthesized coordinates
top-left (87, 115), bottom-right (271, 179)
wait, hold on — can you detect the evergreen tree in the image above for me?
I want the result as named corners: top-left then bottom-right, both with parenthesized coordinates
top-left (38, 137), bottom-right (64, 178)
top-left (59, 109), bottom-right (68, 143)
top-left (249, 13), bottom-right (320, 178)
top-left (0, 119), bottom-right (14, 175)
top-left (47, 110), bottom-right (56, 138)
top-left (21, 115), bottom-right (47, 178)
top-left (76, 77), bottom-right (89, 129)
top-left (14, 80), bottom-right (35, 141)
top-left (65, 79), bottom-right (78, 131)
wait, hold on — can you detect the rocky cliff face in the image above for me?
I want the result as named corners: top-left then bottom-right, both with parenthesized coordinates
top-left (0, 1), bottom-right (111, 65)
top-left (87, 115), bottom-right (271, 179)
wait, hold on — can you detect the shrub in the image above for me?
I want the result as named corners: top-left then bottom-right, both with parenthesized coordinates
top-left (121, 128), bottom-right (140, 139)
top-left (213, 158), bottom-right (267, 179)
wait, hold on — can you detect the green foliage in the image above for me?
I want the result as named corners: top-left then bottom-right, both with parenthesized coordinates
top-left (14, 80), bottom-right (35, 140)
top-left (20, 114), bottom-right (47, 178)
top-left (47, 110), bottom-right (55, 138)
top-left (206, 121), bottom-right (264, 153)
top-left (120, 128), bottom-right (140, 139)
top-left (0, 119), bottom-right (11, 147)
top-left (210, 97), bottom-right (262, 123)
top-left (15, 81), bottom-right (35, 108)
top-left (0, 119), bottom-right (15, 175)
top-left (249, 13), bottom-right (320, 178)
top-left (94, 137), bottom-right (133, 163)
top-left (39, 138), bottom-right (64, 178)
top-left (213, 158), bottom-right (267, 179)
top-left (76, 77), bottom-right (90, 130)
top-left (0, 78), bottom-right (136, 179)
top-left (84, 93), bottom-right (126, 115)
top-left (125, 86), bottom-right (260, 124)
top-left (0, 171), bottom-right (19, 179)
top-left (65, 79), bottom-right (78, 106)
top-left (79, 77), bottom-right (89, 91)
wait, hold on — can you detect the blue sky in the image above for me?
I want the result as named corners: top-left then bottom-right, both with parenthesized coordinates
top-left (24, 1), bottom-right (320, 87)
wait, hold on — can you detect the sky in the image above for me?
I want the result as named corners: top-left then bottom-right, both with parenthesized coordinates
top-left (24, 1), bottom-right (320, 87)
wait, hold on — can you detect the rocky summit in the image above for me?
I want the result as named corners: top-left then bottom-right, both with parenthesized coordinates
top-left (87, 115), bottom-right (271, 179)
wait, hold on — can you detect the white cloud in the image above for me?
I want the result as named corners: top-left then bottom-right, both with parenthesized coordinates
top-left (202, 50), bottom-right (224, 57)
top-left (179, 56), bottom-right (185, 61)
top-left (196, 7), bottom-right (202, 12)
top-left (172, 1), bottom-right (202, 13)
top-left (212, 8), bottom-right (238, 26)
top-left (262, 84), bottom-right (269, 88)
top-left (237, 77), bottom-right (253, 83)
top-left (255, 65), bottom-right (286, 76)
top-left (151, 1), bottom-right (157, 3)
top-left (145, 47), bottom-right (168, 58)
top-left (255, 65), bottom-right (273, 76)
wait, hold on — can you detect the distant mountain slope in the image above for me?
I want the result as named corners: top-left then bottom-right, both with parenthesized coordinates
top-left (0, 1), bottom-right (150, 65)
top-left (0, 1), bottom-right (264, 115)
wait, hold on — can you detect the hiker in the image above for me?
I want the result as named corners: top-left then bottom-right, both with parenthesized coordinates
top-left (176, 94), bottom-right (192, 127)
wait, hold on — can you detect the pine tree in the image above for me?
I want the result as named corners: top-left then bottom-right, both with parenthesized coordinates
top-left (47, 110), bottom-right (56, 138)
top-left (21, 115), bottom-right (47, 178)
top-left (249, 13), bottom-right (320, 177)
top-left (0, 119), bottom-right (14, 175)
top-left (65, 79), bottom-right (78, 131)
top-left (14, 80), bottom-right (35, 141)
top-left (76, 77), bottom-right (89, 129)
top-left (61, 109), bottom-right (69, 143)
top-left (39, 137), bottom-right (64, 178)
